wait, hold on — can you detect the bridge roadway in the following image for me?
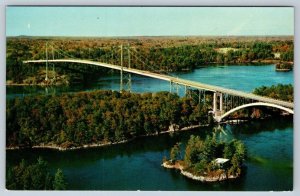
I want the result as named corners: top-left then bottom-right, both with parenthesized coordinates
top-left (23, 59), bottom-right (294, 109)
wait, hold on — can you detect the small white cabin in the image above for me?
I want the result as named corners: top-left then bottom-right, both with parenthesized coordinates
top-left (213, 158), bottom-right (230, 169)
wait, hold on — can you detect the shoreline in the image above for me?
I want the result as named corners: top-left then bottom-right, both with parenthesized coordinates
top-left (275, 68), bottom-right (292, 72)
top-left (7, 61), bottom-right (293, 87)
top-left (7, 116), bottom-right (292, 151)
top-left (6, 124), bottom-right (206, 151)
top-left (161, 161), bottom-right (239, 182)
top-left (6, 83), bottom-right (50, 86)
top-left (6, 83), bottom-right (68, 87)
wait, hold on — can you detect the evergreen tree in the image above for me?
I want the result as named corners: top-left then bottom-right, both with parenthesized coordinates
top-left (53, 169), bottom-right (67, 190)
top-left (6, 158), bottom-right (67, 190)
top-left (170, 142), bottom-right (181, 162)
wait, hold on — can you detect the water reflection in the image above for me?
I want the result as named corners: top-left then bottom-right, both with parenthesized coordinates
top-left (6, 117), bottom-right (293, 190)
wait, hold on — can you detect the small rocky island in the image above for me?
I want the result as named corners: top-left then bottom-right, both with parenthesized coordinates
top-left (275, 62), bottom-right (293, 72)
top-left (162, 135), bottom-right (247, 182)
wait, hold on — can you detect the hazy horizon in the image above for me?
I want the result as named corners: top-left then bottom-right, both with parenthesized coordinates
top-left (6, 35), bottom-right (294, 38)
top-left (6, 7), bottom-right (294, 37)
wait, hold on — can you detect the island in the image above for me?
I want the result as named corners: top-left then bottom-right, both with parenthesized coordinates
top-left (275, 62), bottom-right (293, 72)
top-left (162, 135), bottom-right (247, 182)
top-left (6, 90), bottom-right (210, 150)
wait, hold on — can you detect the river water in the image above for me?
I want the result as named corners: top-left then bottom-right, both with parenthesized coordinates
top-left (6, 64), bottom-right (294, 191)
top-left (7, 64), bottom-right (293, 98)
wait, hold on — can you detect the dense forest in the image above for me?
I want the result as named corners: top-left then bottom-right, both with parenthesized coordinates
top-left (164, 135), bottom-right (247, 179)
top-left (6, 90), bottom-right (210, 149)
top-left (6, 36), bottom-right (294, 84)
top-left (7, 82), bottom-right (293, 149)
top-left (253, 84), bottom-right (293, 102)
top-left (6, 157), bottom-right (67, 190)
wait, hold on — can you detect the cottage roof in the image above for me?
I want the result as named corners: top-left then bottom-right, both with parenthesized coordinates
top-left (214, 158), bottom-right (229, 164)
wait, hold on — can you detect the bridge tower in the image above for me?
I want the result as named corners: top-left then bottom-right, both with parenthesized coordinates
top-left (120, 44), bottom-right (123, 92)
top-left (119, 44), bottom-right (132, 92)
top-left (127, 44), bottom-right (132, 92)
top-left (45, 42), bottom-right (49, 81)
top-left (52, 45), bottom-right (55, 80)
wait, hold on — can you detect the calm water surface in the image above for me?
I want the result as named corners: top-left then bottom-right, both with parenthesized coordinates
top-left (6, 64), bottom-right (293, 191)
top-left (6, 118), bottom-right (293, 191)
top-left (6, 64), bottom-right (293, 98)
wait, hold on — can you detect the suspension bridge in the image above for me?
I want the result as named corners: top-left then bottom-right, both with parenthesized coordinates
top-left (23, 43), bottom-right (294, 122)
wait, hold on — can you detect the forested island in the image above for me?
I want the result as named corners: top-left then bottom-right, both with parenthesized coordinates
top-left (6, 83), bottom-right (293, 150)
top-left (6, 36), bottom-right (293, 85)
top-left (6, 90), bottom-right (210, 150)
top-left (162, 135), bottom-right (246, 182)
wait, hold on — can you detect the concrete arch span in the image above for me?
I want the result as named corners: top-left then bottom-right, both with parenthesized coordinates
top-left (216, 102), bottom-right (294, 122)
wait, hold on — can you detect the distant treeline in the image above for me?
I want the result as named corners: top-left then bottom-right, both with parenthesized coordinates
top-left (6, 37), bottom-right (293, 84)
top-left (6, 91), bottom-right (210, 148)
top-left (253, 84), bottom-right (293, 102)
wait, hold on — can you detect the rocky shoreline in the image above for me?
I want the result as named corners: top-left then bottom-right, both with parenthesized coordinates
top-left (161, 161), bottom-right (239, 182)
top-left (6, 124), bottom-right (206, 151)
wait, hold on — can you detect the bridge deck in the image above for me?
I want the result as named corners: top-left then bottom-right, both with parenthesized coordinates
top-left (23, 59), bottom-right (294, 109)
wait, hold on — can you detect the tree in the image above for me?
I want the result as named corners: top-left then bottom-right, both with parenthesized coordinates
top-left (228, 154), bottom-right (241, 176)
top-left (194, 159), bottom-right (208, 174)
top-left (233, 140), bottom-right (246, 164)
top-left (223, 142), bottom-right (234, 159)
top-left (6, 157), bottom-right (66, 190)
top-left (170, 142), bottom-right (181, 162)
top-left (184, 135), bottom-right (204, 166)
top-left (201, 135), bottom-right (217, 162)
top-left (53, 169), bottom-right (67, 190)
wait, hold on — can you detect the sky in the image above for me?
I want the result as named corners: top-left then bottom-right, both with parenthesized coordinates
top-left (6, 7), bottom-right (294, 37)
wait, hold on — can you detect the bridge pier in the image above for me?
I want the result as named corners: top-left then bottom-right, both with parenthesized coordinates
top-left (213, 92), bottom-right (217, 112)
top-left (220, 93), bottom-right (223, 112)
top-left (213, 92), bottom-right (223, 114)
top-left (213, 92), bottom-right (224, 122)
